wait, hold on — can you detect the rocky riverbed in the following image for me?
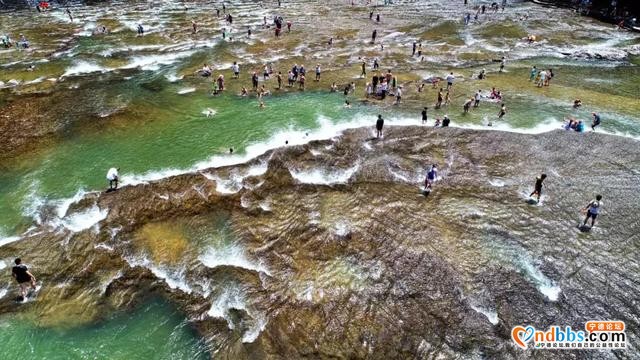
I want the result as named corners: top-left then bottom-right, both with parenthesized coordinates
top-left (1, 127), bottom-right (638, 359)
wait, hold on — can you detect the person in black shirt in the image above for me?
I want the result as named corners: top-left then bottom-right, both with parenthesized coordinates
top-left (529, 174), bottom-right (547, 201)
top-left (12, 258), bottom-right (36, 299)
top-left (376, 115), bottom-right (384, 138)
top-left (442, 115), bottom-right (450, 127)
top-left (421, 107), bottom-right (428, 124)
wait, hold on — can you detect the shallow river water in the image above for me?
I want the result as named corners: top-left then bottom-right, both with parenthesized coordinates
top-left (0, 0), bottom-right (639, 357)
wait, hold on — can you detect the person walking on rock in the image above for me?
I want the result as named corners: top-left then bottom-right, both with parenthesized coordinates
top-left (12, 258), bottom-right (36, 301)
top-left (582, 194), bottom-right (603, 228)
top-left (529, 173), bottom-right (547, 202)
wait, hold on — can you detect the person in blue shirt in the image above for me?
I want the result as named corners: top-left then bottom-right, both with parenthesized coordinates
top-left (576, 121), bottom-right (585, 133)
top-left (425, 164), bottom-right (438, 190)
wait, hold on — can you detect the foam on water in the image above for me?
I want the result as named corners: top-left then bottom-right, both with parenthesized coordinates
top-left (470, 304), bottom-right (500, 325)
top-left (0, 288), bottom-right (7, 299)
top-left (164, 73), bottom-right (184, 82)
top-left (177, 88), bottom-right (196, 94)
top-left (206, 286), bottom-right (267, 343)
top-left (290, 164), bottom-right (359, 185)
top-left (59, 205), bottom-right (108, 233)
top-left (201, 108), bottom-right (217, 117)
top-left (122, 51), bottom-right (195, 71)
top-left (54, 189), bottom-right (88, 218)
top-left (125, 256), bottom-right (193, 294)
top-left (519, 258), bottom-right (562, 302)
top-left (0, 235), bottom-right (21, 248)
top-left (62, 61), bottom-right (110, 77)
top-left (199, 244), bottom-right (269, 275)
top-left (201, 162), bottom-right (268, 194)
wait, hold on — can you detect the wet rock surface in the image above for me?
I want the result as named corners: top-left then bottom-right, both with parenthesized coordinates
top-left (1, 127), bottom-right (639, 359)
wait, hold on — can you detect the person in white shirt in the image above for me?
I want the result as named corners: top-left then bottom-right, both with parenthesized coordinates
top-left (232, 62), bottom-right (240, 78)
top-left (582, 194), bottom-right (603, 227)
top-left (395, 86), bottom-right (403, 104)
top-left (474, 90), bottom-right (482, 107)
top-left (107, 167), bottom-right (120, 190)
top-left (446, 72), bottom-right (455, 89)
top-left (537, 70), bottom-right (547, 87)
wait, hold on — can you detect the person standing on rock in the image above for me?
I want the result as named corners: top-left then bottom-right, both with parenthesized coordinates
top-left (421, 107), bottom-right (428, 124)
top-left (425, 164), bottom-right (438, 190)
top-left (582, 194), bottom-right (603, 228)
top-left (529, 173), bottom-right (547, 202)
top-left (12, 258), bottom-right (36, 301)
top-left (107, 167), bottom-right (120, 190)
top-left (371, 29), bottom-right (377, 43)
top-left (375, 114), bottom-right (384, 138)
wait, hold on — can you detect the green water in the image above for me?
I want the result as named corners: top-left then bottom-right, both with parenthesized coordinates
top-left (0, 299), bottom-right (209, 359)
top-left (1, 73), bottom-right (639, 235)
top-left (1, 0), bottom-right (640, 356)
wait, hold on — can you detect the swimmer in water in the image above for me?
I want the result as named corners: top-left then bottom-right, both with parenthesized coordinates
top-left (344, 100), bottom-right (351, 108)
top-left (573, 99), bottom-right (582, 108)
